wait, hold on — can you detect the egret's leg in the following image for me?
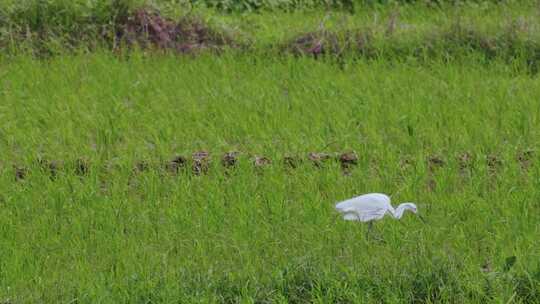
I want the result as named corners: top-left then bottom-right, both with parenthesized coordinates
top-left (366, 221), bottom-right (385, 243)
top-left (365, 221), bottom-right (374, 240)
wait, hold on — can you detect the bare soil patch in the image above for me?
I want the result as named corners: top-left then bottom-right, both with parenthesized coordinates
top-left (118, 8), bottom-right (238, 54)
top-left (193, 151), bottom-right (210, 175)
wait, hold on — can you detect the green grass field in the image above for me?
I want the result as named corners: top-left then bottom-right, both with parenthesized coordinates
top-left (1, 53), bottom-right (539, 303)
top-left (1, 1), bottom-right (540, 303)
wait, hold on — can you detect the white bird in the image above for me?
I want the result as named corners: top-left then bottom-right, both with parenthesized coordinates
top-left (335, 193), bottom-right (422, 223)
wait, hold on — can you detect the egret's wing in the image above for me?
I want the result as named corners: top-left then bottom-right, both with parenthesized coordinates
top-left (335, 205), bottom-right (356, 213)
top-left (335, 200), bottom-right (357, 212)
top-left (342, 212), bottom-right (359, 221)
top-left (339, 207), bottom-right (387, 222)
top-left (358, 207), bottom-right (387, 221)
top-left (338, 208), bottom-right (360, 221)
top-left (335, 194), bottom-right (393, 222)
top-left (335, 193), bottom-right (392, 212)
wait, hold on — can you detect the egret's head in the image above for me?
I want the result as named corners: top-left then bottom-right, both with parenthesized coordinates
top-left (392, 202), bottom-right (424, 221)
top-left (402, 203), bottom-right (418, 213)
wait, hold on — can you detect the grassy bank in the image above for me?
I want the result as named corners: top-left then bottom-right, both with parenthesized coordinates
top-left (0, 53), bottom-right (539, 302)
top-left (0, 1), bottom-right (539, 68)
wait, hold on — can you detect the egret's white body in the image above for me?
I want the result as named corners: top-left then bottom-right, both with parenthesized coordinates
top-left (335, 193), bottom-right (419, 222)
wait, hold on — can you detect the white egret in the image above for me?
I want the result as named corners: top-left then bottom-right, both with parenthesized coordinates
top-left (335, 192), bottom-right (423, 223)
top-left (334, 193), bottom-right (424, 240)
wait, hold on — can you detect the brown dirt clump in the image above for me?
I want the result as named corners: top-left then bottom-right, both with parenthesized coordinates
top-left (284, 28), bottom-right (372, 58)
top-left (457, 152), bottom-right (473, 171)
top-left (14, 165), bottom-right (27, 181)
top-left (222, 152), bottom-right (239, 168)
top-left (285, 31), bottom-right (341, 57)
top-left (122, 8), bottom-right (176, 49)
top-left (517, 149), bottom-right (534, 170)
top-left (253, 156), bottom-right (271, 168)
top-left (486, 154), bottom-right (502, 174)
top-left (119, 8), bottom-right (237, 53)
top-left (308, 152), bottom-right (332, 168)
top-left (37, 158), bottom-right (63, 178)
top-left (283, 154), bottom-right (302, 169)
top-left (166, 155), bottom-right (187, 174)
top-left (134, 160), bottom-right (150, 172)
top-left (427, 155), bottom-right (445, 172)
top-left (75, 158), bottom-right (89, 176)
top-left (192, 151), bottom-right (210, 175)
top-left (481, 260), bottom-right (493, 273)
top-left (339, 151), bottom-right (358, 169)
top-left (399, 156), bottom-right (415, 170)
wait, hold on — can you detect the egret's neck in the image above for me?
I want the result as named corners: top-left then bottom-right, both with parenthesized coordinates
top-left (393, 203), bottom-right (415, 219)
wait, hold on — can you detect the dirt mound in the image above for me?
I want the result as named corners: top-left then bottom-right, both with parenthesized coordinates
top-left (37, 158), bottom-right (63, 179)
top-left (283, 154), bottom-right (302, 169)
top-left (427, 155), bottom-right (445, 172)
top-left (285, 31), bottom-right (341, 57)
top-left (192, 151), bottom-right (210, 175)
top-left (134, 160), bottom-right (150, 172)
top-left (119, 8), bottom-right (237, 53)
top-left (486, 154), bottom-right (502, 174)
top-left (253, 156), bottom-right (271, 167)
top-left (75, 158), bottom-right (89, 176)
top-left (166, 155), bottom-right (187, 174)
top-left (284, 30), bottom-right (371, 57)
top-left (222, 152), bottom-right (239, 168)
top-left (517, 149), bottom-right (534, 170)
top-left (339, 151), bottom-right (358, 168)
top-left (457, 152), bottom-right (473, 175)
top-left (308, 152), bottom-right (333, 167)
top-left (13, 165), bottom-right (27, 181)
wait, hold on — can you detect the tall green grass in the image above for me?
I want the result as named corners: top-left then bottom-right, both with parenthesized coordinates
top-left (0, 52), bottom-right (539, 302)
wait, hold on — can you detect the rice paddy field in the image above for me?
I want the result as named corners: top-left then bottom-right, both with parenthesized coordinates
top-left (1, 1), bottom-right (540, 303)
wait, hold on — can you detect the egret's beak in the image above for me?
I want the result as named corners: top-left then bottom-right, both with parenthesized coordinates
top-left (417, 214), bottom-right (426, 223)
